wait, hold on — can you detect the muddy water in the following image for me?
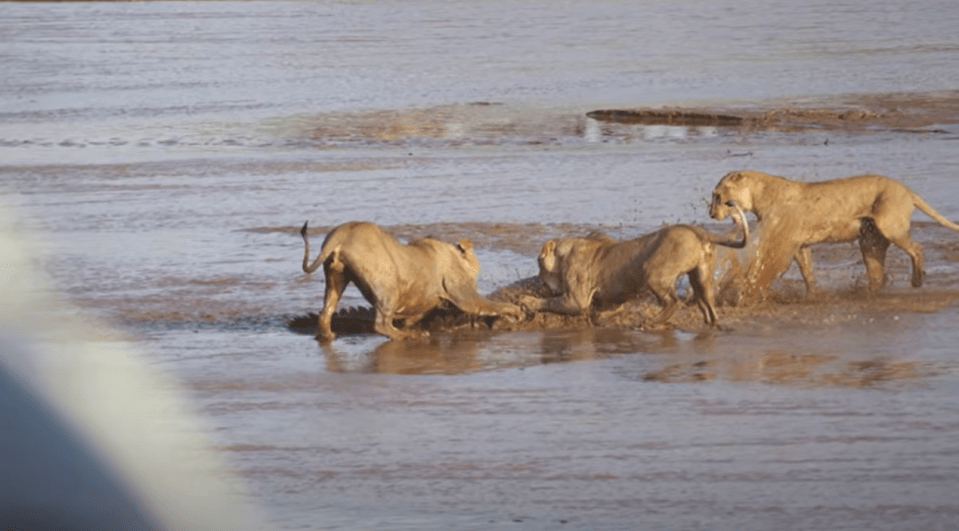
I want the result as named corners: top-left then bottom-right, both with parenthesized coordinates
top-left (4, 1), bottom-right (959, 529)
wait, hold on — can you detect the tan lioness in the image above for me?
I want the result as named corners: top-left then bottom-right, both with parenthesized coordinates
top-left (709, 170), bottom-right (959, 294)
top-left (522, 202), bottom-right (748, 326)
top-left (301, 221), bottom-right (522, 341)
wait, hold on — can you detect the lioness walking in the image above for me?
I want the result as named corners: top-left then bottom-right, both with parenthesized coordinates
top-left (709, 170), bottom-right (959, 294)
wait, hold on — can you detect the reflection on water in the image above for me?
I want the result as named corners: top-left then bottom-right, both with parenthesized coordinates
top-left (645, 349), bottom-right (930, 388)
top-left (319, 327), bottom-right (698, 375)
top-left (322, 334), bottom-right (492, 374)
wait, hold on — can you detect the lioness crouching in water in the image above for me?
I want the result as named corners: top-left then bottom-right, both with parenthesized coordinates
top-left (301, 221), bottom-right (523, 341)
top-left (709, 170), bottom-right (959, 295)
top-left (521, 202), bottom-right (748, 326)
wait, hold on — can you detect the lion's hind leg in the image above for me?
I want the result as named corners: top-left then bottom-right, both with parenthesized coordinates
top-left (688, 264), bottom-right (718, 325)
top-left (859, 218), bottom-right (892, 291)
top-left (645, 274), bottom-right (682, 327)
top-left (868, 213), bottom-right (924, 288)
top-left (893, 233), bottom-right (925, 288)
top-left (317, 263), bottom-right (348, 342)
top-left (372, 303), bottom-right (420, 341)
top-left (871, 198), bottom-right (925, 288)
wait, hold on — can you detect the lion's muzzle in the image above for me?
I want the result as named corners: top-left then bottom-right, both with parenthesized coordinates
top-left (709, 193), bottom-right (726, 220)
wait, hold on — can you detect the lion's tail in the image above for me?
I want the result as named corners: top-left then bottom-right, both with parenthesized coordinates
top-left (912, 193), bottom-right (959, 232)
top-left (713, 201), bottom-right (750, 249)
top-left (300, 221), bottom-right (344, 274)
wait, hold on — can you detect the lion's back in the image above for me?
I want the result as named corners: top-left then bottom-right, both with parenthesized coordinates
top-left (643, 225), bottom-right (710, 273)
top-left (323, 221), bottom-right (389, 247)
top-left (322, 221), bottom-right (409, 277)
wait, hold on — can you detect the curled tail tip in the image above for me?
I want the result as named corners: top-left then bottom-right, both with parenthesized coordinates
top-left (300, 221), bottom-right (309, 239)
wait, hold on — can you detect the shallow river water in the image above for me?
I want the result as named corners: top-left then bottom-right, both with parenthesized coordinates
top-left (3, 1), bottom-right (959, 529)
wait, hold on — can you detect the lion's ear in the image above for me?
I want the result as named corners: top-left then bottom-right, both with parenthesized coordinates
top-left (539, 239), bottom-right (556, 258)
top-left (457, 238), bottom-right (474, 254)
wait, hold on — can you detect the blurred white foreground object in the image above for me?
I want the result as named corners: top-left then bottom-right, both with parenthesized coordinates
top-left (0, 205), bottom-right (262, 530)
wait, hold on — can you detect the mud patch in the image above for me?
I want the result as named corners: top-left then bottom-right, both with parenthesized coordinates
top-left (588, 90), bottom-right (959, 134)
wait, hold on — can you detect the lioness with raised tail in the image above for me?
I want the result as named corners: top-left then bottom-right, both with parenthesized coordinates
top-left (300, 221), bottom-right (522, 341)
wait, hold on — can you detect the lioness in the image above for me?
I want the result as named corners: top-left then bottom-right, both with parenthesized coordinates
top-left (300, 221), bottom-right (522, 341)
top-left (709, 170), bottom-right (959, 294)
top-left (522, 202), bottom-right (748, 326)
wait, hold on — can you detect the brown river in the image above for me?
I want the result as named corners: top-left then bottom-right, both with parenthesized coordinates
top-left (3, 0), bottom-right (959, 529)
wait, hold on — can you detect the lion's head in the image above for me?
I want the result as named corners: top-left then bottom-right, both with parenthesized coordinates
top-left (537, 239), bottom-right (563, 293)
top-left (536, 236), bottom-right (607, 295)
top-left (455, 238), bottom-right (481, 279)
top-left (710, 171), bottom-right (754, 220)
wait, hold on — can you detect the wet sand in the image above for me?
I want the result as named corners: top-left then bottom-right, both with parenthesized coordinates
top-left (588, 90), bottom-right (959, 133)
